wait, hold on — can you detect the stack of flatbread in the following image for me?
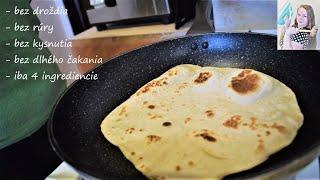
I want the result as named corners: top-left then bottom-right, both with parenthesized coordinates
top-left (101, 64), bottom-right (303, 180)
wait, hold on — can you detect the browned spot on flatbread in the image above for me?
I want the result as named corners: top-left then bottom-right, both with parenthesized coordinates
top-left (188, 161), bottom-right (194, 166)
top-left (168, 69), bottom-right (178, 76)
top-left (266, 131), bottom-right (271, 136)
top-left (195, 132), bottom-right (217, 142)
top-left (148, 105), bottom-right (155, 109)
top-left (223, 115), bottom-right (242, 129)
top-left (139, 157), bottom-right (143, 160)
top-left (184, 117), bottom-right (191, 124)
top-left (146, 135), bottom-right (161, 143)
top-left (248, 117), bottom-right (258, 130)
top-left (230, 70), bottom-right (260, 94)
top-left (260, 123), bottom-right (286, 134)
top-left (205, 110), bottom-right (214, 118)
top-left (194, 72), bottom-right (212, 83)
top-left (138, 78), bottom-right (168, 95)
top-left (125, 128), bottom-right (135, 134)
top-left (255, 139), bottom-right (265, 154)
top-left (118, 107), bottom-right (127, 116)
top-left (150, 114), bottom-right (163, 120)
top-left (162, 122), bottom-right (172, 127)
top-left (271, 123), bottom-right (287, 134)
top-left (143, 101), bottom-right (148, 105)
top-left (131, 152), bottom-right (135, 156)
top-left (175, 165), bottom-right (181, 171)
top-left (177, 83), bottom-right (188, 90)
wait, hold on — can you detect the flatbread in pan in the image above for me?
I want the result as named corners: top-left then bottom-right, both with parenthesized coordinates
top-left (101, 64), bottom-right (303, 179)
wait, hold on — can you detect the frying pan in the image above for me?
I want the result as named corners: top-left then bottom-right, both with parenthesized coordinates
top-left (48, 33), bottom-right (320, 179)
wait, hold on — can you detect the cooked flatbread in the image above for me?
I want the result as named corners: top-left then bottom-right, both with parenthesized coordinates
top-left (101, 64), bottom-right (303, 180)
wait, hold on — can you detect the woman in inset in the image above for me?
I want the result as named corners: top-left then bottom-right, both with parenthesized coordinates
top-left (279, 5), bottom-right (318, 50)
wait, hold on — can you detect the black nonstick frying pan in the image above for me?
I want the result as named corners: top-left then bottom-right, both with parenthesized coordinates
top-left (48, 33), bottom-right (320, 179)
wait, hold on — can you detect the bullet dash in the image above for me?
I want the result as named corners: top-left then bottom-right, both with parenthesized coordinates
top-left (6, 11), bottom-right (10, 13)
top-left (6, 76), bottom-right (11, 78)
top-left (6, 27), bottom-right (10, 29)
top-left (6, 59), bottom-right (11, 62)
top-left (5, 43), bottom-right (10, 46)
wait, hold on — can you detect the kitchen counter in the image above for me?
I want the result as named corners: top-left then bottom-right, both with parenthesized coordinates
top-left (71, 22), bottom-right (193, 74)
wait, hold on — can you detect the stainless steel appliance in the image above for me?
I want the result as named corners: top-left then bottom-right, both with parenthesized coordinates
top-left (87, 0), bottom-right (197, 31)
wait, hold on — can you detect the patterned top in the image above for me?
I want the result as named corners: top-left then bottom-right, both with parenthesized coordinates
top-left (290, 30), bottom-right (310, 49)
top-left (280, 28), bottom-right (311, 50)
